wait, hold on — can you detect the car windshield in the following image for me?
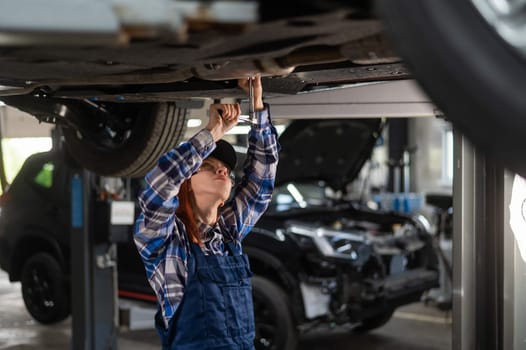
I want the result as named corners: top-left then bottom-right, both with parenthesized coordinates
top-left (268, 181), bottom-right (332, 212)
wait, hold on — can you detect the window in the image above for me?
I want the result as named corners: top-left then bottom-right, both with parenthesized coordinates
top-left (2, 137), bottom-right (52, 185)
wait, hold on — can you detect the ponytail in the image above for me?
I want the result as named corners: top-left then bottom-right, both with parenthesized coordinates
top-left (175, 180), bottom-right (201, 244)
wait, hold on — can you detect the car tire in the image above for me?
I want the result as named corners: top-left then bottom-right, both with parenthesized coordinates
top-left (378, 0), bottom-right (526, 178)
top-left (21, 252), bottom-right (70, 324)
top-left (252, 276), bottom-right (298, 350)
top-left (352, 309), bottom-right (394, 334)
top-left (62, 102), bottom-right (188, 178)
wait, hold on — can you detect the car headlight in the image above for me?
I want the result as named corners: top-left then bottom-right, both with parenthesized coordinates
top-left (288, 224), bottom-right (371, 263)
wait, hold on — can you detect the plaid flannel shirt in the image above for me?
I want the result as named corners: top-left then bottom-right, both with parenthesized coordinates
top-left (134, 106), bottom-right (279, 328)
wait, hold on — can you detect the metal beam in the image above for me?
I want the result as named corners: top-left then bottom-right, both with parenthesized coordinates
top-left (261, 80), bottom-right (438, 119)
top-left (453, 131), bottom-right (504, 349)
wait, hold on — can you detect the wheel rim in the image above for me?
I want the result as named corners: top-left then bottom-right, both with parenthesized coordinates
top-left (87, 120), bottom-right (134, 151)
top-left (471, 0), bottom-right (526, 53)
top-left (25, 265), bottom-right (56, 315)
top-left (253, 291), bottom-right (279, 350)
top-left (72, 107), bottom-right (138, 151)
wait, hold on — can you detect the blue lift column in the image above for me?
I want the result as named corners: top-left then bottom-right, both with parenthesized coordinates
top-left (70, 169), bottom-right (118, 350)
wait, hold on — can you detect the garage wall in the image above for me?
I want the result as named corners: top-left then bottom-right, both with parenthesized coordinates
top-left (0, 105), bottom-right (54, 138)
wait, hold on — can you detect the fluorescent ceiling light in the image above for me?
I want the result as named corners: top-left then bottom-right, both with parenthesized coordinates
top-left (186, 118), bottom-right (202, 128)
top-left (226, 125), bottom-right (251, 135)
top-left (226, 124), bottom-right (285, 135)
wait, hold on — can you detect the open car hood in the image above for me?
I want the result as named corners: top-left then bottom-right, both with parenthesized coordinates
top-left (276, 118), bottom-right (384, 190)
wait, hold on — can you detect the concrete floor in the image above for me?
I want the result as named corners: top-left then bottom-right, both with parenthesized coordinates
top-left (0, 270), bottom-right (451, 350)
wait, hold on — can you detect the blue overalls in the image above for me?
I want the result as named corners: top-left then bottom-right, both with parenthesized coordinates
top-left (155, 240), bottom-right (256, 350)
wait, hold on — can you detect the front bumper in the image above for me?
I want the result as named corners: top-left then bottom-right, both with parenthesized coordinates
top-left (299, 267), bottom-right (439, 322)
top-left (383, 268), bottom-right (439, 300)
top-left (350, 268), bottom-right (439, 321)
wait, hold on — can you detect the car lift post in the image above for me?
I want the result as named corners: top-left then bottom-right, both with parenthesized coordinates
top-left (70, 169), bottom-right (118, 350)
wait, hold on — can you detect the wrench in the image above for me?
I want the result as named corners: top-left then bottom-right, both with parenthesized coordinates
top-left (248, 76), bottom-right (255, 124)
top-left (216, 77), bottom-right (256, 123)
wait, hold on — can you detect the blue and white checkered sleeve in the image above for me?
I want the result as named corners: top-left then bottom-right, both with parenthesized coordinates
top-left (223, 105), bottom-right (280, 240)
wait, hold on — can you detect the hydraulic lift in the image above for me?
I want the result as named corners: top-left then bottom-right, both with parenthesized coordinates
top-left (69, 169), bottom-right (137, 349)
top-left (453, 132), bottom-right (526, 349)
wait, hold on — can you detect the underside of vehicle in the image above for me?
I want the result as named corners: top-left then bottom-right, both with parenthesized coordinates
top-left (0, 1), bottom-right (409, 177)
top-left (1, 0), bottom-right (525, 178)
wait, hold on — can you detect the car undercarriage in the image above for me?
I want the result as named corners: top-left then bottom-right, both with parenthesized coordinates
top-left (0, 2), bottom-right (409, 177)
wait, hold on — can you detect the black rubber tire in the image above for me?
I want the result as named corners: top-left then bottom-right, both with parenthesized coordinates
top-left (62, 102), bottom-right (188, 178)
top-left (352, 309), bottom-right (394, 334)
top-left (21, 253), bottom-right (70, 324)
top-left (378, 0), bottom-right (526, 178)
top-left (252, 276), bottom-right (298, 350)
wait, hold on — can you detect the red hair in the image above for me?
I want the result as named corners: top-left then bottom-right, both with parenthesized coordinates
top-left (175, 180), bottom-right (201, 244)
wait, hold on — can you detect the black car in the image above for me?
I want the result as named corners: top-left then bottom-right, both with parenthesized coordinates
top-left (0, 119), bottom-right (438, 350)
